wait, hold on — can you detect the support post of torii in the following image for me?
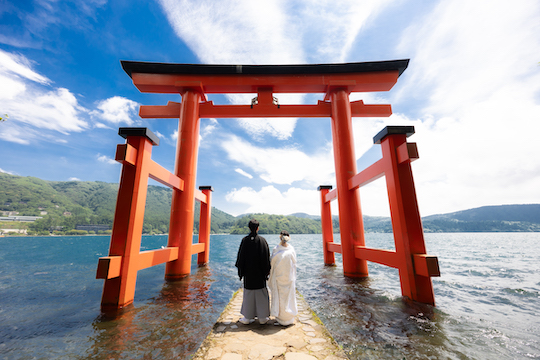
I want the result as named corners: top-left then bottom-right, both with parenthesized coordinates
top-left (329, 88), bottom-right (368, 277)
top-left (165, 90), bottom-right (202, 279)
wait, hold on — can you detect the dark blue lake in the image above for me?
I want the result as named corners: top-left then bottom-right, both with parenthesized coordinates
top-left (0, 233), bottom-right (538, 359)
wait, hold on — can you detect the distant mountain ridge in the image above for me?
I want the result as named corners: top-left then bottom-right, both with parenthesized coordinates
top-left (289, 205), bottom-right (540, 232)
top-left (424, 204), bottom-right (540, 223)
top-left (1, 173), bottom-right (539, 233)
top-left (419, 204), bottom-right (540, 232)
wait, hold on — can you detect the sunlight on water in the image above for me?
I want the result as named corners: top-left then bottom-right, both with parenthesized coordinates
top-left (0, 233), bottom-right (539, 359)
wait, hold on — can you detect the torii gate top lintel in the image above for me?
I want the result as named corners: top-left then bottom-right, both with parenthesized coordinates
top-left (120, 59), bottom-right (409, 95)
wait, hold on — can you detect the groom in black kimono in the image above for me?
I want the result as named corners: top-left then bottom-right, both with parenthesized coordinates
top-left (235, 219), bottom-right (271, 324)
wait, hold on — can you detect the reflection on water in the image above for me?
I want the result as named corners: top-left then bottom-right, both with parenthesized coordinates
top-left (301, 265), bottom-right (450, 359)
top-left (82, 267), bottom-right (216, 359)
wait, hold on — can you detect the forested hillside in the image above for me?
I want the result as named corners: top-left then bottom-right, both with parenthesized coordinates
top-left (1, 173), bottom-right (539, 234)
top-left (0, 173), bottom-right (236, 235)
top-left (228, 213), bottom-right (323, 234)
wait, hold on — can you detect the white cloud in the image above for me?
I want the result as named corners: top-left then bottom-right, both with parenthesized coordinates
top-left (389, 0), bottom-right (540, 215)
top-left (0, 73), bottom-right (26, 100)
top-left (159, 0), bottom-right (391, 65)
top-left (396, 0), bottom-right (540, 116)
top-left (0, 123), bottom-right (32, 145)
top-left (225, 185), bottom-right (321, 215)
top-left (8, 0), bottom-right (108, 44)
top-left (158, 0), bottom-right (304, 65)
top-left (68, 177), bottom-right (81, 181)
top-left (0, 49), bottom-right (50, 85)
top-left (94, 122), bottom-right (112, 129)
top-left (91, 96), bottom-right (139, 125)
top-left (235, 168), bottom-right (253, 179)
top-left (154, 130), bottom-right (165, 139)
top-left (0, 50), bottom-right (89, 142)
top-left (29, 88), bottom-right (88, 132)
top-left (290, 0), bottom-right (391, 63)
top-left (97, 154), bottom-right (118, 165)
top-left (236, 117), bottom-right (297, 141)
top-left (0, 168), bottom-right (16, 175)
top-left (221, 135), bottom-right (334, 186)
top-left (200, 118), bottom-right (219, 146)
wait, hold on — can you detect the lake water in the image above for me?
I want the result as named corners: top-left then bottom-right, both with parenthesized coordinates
top-left (0, 233), bottom-right (539, 359)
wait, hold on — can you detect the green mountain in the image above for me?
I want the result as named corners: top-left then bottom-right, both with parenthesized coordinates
top-left (1, 173), bottom-right (539, 234)
top-left (0, 173), bottom-right (235, 235)
top-left (229, 213), bottom-right (322, 235)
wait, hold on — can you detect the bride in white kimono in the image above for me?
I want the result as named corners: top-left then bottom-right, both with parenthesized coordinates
top-left (268, 230), bottom-right (298, 325)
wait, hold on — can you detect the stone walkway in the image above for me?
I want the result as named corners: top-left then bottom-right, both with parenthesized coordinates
top-left (192, 289), bottom-right (348, 360)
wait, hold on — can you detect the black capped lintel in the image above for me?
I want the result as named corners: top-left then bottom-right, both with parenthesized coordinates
top-left (121, 59), bottom-right (409, 78)
top-left (118, 127), bottom-right (160, 146)
top-left (373, 126), bottom-right (415, 144)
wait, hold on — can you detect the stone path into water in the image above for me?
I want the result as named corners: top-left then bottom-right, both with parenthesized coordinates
top-left (192, 289), bottom-right (349, 360)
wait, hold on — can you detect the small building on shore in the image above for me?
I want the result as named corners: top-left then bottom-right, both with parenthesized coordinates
top-left (0, 216), bottom-right (43, 222)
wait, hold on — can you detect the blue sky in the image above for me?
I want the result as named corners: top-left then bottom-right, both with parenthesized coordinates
top-left (1, 0), bottom-right (539, 217)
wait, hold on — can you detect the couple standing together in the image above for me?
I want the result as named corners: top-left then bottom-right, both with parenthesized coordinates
top-left (235, 219), bottom-right (297, 326)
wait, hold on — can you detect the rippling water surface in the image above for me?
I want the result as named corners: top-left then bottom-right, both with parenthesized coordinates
top-left (0, 233), bottom-right (538, 359)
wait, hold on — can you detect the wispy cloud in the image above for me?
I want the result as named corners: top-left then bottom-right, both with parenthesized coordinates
top-left (3, 86), bottom-right (89, 134)
top-left (0, 168), bottom-right (17, 175)
top-left (97, 154), bottom-right (118, 165)
top-left (159, 0), bottom-right (391, 65)
top-left (94, 122), bottom-right (113, 130)
top-left (199, 118), bottom-right (218, 146)
top-left (0, 49), bottom-right (141, 145)
top-left (289, 0), bottom-right (392, 63)
top-left (0, 0), bottom-right (108, 49)
top-left (0, 50), bottom-right (50, 84)
top-left (154, 130), bottom-right (165, 139)
top-left (0, 50), bottom-right (89, 143)
top-left (235, 168), bottom-right (253, 179)
top-left (221, 135), bottom-right (334, 186)
top-left (0, 124), bottom-right (31, 145)
top-left (225, 185), bottom-right (323, 216)
top-left (390, 0), bottom-right (540, 215)
top-left (158, 0), bottom-right (304, 65)
top-left (91, 96), bottom-right (139, 125)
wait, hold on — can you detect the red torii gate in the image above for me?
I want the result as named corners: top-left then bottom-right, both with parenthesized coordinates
top-left (96, 59), bottom-right (440, 310)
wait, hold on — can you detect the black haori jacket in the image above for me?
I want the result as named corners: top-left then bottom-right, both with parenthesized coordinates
top-left (235, 233), bottom-right (271, 290)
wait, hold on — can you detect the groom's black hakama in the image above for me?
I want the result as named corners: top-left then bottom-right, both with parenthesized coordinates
top-left (235, 233), bottom-right (271, 321)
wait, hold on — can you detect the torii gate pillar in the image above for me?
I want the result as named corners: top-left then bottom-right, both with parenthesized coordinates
top-left (330, 89), bottom-right (368, 277)
top-left (165, 90), bottom-right (202, 279)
